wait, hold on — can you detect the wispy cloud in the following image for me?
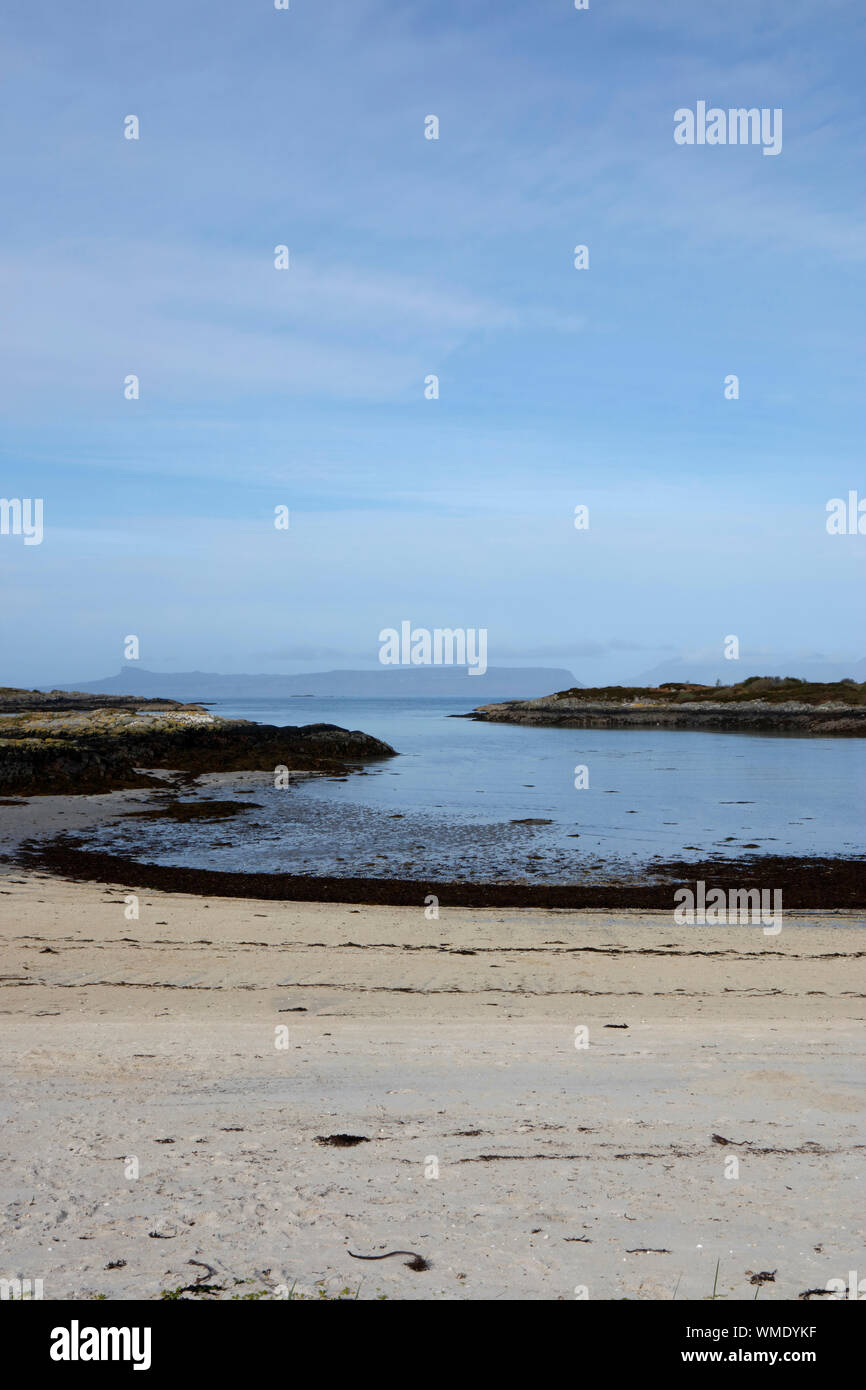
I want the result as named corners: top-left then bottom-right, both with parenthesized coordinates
top-left (0, 240), bottom-right (584, 406)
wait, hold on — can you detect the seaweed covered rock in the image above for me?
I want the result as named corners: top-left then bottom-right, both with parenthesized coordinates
top-left (0, 707), bottom-right (395, 794)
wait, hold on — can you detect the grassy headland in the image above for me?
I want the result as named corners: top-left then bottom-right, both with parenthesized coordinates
top-left (471, 677), bottom-right (866, 735)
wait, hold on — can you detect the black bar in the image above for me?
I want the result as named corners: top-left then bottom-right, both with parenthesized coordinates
top-left (7, 1296), bottom-right (860, 1376)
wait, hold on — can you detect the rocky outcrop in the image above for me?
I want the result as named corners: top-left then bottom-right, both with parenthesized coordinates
top-left (0, 687), bottom-right (188, 713)
top-left (0, 707), bottom-right (396, 795)
top-left (470, 696), bottom-right (866, 736)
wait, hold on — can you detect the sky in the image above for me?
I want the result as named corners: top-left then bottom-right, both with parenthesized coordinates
top-left (1, 0), bottom-right (864, 687)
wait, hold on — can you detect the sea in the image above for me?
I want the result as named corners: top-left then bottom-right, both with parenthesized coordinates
top-left (71, 696), bottom-right (866, 884)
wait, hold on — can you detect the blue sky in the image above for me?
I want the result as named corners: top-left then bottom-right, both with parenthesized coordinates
top-left (1, 0), bottom-right (864, 686)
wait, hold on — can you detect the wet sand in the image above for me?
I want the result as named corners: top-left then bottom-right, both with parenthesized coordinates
top-left (1, 863), bottom-right (864, 1301)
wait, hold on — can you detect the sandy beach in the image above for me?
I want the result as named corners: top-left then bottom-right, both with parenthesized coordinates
top-left (2, 855), bottom-right (864, 1301)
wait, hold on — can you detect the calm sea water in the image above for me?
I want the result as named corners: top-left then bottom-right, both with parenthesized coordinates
top-left (74, 697), bottom-right (866, 883)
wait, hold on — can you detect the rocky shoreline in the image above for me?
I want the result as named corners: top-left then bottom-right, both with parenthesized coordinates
top-left (0, 688), bottom-right (185, 714)
top-left (16, 841), bottom-right (866, 908)
top-left (470, 695), bottom-right (866, 736)
top-left (0, 692), bottom-right (396, 796)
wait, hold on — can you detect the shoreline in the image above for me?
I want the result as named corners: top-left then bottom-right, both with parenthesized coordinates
top-left (17, 840), bottom-right (866, 909)
top-left (4, 779), bottom-right (864, 910)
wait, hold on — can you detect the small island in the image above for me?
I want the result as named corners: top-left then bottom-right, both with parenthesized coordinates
top-left (470, 676), bottom-right (866, 735)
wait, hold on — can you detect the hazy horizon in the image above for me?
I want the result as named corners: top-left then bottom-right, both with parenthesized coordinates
top-left (24, 653), bottom-right (866, 699)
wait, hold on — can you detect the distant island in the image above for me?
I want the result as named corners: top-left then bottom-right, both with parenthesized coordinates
top-left (470, 676), bottom-right (866, 736)
top-left (41, 665), bottom-right (580, 701)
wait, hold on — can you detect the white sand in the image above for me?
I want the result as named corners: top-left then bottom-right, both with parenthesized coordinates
top-left (1, 865), bottom-right (864, 1300)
